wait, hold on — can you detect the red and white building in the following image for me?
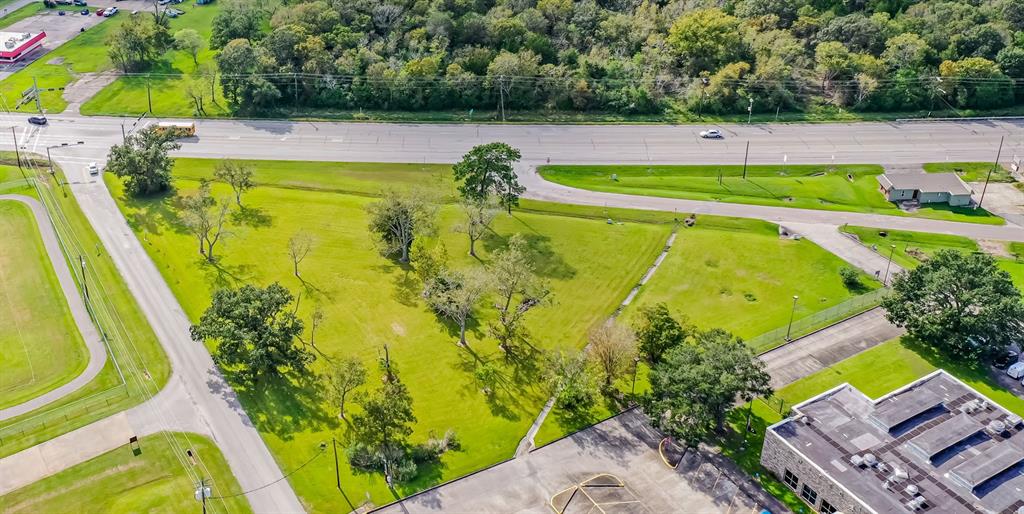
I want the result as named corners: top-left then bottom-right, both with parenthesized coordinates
top-left (0, 31), bottom-right (45, 63)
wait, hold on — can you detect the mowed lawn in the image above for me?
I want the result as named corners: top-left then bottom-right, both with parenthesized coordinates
top-left (625, 218), bottom-right (878, 339)
top-left (839, 225), bottom-right (1024, 290)
top-left (924, 161), bottom-right (1014, 183)
top-left (0, 200), bottom-right (87, 410)
top-left (0, 432), bottom-right (251, 514)
top-left (539, 164), bottom-right (1003, 225)
top-left (107, 160), bottom-right (670, 511)
top-left (81, 3), bottom-right (228, 116)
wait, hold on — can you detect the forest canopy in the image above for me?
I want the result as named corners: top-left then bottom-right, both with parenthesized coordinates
top-left (211, 0), bottom-right (1024, 115)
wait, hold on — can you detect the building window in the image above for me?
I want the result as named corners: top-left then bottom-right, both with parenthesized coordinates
top-left (783, 469), bottom-right (799, 489)
top-left (801, 484), bottom-right (818, 505)
top-left (819, 499), bottom-right (837, 514)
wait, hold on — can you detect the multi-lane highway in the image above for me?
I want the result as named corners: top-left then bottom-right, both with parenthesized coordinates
top-left (3, 112), bottom-right (1024, 513)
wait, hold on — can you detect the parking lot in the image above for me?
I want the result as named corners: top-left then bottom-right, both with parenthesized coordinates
top-left (372, 409), bottom-right (781, 514)
top-left (0, 8), bottom-right (107, 80)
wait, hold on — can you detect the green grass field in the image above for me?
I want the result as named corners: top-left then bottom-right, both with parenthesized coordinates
top-left (923, 162), bottom-right (1014, 183)
top-left (539, 164), bottom-right (1003, 225)
top-left (839, 225), bottom-right (1024, 290)
top-left (81, 3), bottom-right (228, 116)
top-left (0, 154), bottom-right (170, 459)
top-left (0, 432), bottom-right (251, 514)
top-left (0, 200), bottom-right (87, 409)
top-left (107, 159), bottom-right (671, 512)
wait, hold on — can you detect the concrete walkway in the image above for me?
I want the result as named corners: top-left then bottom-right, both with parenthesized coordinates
top-left (0, 195), bottom-right (107, 421)
top-left (783, 222), bottom-right (906, 281)
top-left (759, 307), bottom-right (904, 389)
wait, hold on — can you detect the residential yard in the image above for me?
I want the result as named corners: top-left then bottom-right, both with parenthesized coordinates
top-left (0, 198), bottom-right (87, 410)
top-left (539, 164), bottom-right (1003, 225)
top-left (839, 225), bottom-right (1024, 290)
top-left (720, 336), bottom-right (1024, 514)
top-left (0, 432), bottom-right (251, 514)
top-left (923, 162), bottom-right (1014, 183)
top-left (81, 2), bottom-right (228, 117)
top-left (107, 159), bottom-right (671, 511)
top-left (0, 153), bottom-right (170, 459)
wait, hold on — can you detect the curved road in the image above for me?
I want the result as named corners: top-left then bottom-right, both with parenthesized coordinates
top-left (0, 194), bottom-right (106, 421)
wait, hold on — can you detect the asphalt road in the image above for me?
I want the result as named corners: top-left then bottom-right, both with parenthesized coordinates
top-left (0, 195), bottom-right (106, 421)
top-left (3, 112), bottom-right (1024, 513)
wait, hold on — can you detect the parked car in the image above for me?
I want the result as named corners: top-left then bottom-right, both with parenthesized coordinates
top-left (87, 162), bottom-right (100, 176)
top-left (73, 0), bottom-right (86, 5)
top-left (699, 129), bottom-right (723, 139)
top-left (55, 0), bottom-right (72, 5)
top-left (58, 9), bottom-right (65, 15)
top-left (103, 6), bottom-right (117, 15)
top-left (158, 0), bottom-right (171, 5)
top-left (95, 7), bottom-right (104, 15)
top-left (80, 8), bottom-right (88, 14)
top-left (28, 116), bottom-right (47, 126)
top-left (995, 349), bottom-right (1020, 370)
top-left (1007, 361), bottom-right (1024, 379)
top-left (167, 7), bottom-right (183, 15)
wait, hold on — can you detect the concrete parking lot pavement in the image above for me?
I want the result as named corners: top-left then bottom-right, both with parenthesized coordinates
top-left (373, 409), bottom-right (778, 514)
top-left (0, 10), bottom-right (108, 81)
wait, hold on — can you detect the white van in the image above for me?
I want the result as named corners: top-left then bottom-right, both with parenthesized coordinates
top-left (1006, 362), bottom-right (1024, 380)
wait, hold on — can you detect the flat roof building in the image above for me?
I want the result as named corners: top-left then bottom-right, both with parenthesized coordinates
top-left (0, 31), bottom-right (45, 63)
top-left (761, 370), bottom-right (1024, 514)
top-left (877, 173), bottom-right (974, 207)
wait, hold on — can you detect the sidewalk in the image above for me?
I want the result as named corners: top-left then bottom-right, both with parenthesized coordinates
top-left (784, 222), bottom-right (905, 280)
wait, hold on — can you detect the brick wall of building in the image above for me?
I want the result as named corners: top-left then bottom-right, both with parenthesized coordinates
top-left (761, 428), bottom-right (874, 514)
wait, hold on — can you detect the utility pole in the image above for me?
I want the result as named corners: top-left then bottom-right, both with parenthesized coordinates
top-left (978, 135), bottom-right (1004, 210)
top-left (747, 97), bottom-right (753, 124)
top-left (11, 126), bottom-right (21, 172)
top-left (785, 295), bottom-right (799, 341)
top-left (194, 478), bottom-right (211, 514)
top-left (498, 76), bottom-right (506, 123)
top-left (742, 141), bottom-right (750, 179)
top-left (32, 76), bottom-right (41, 113)
top-left (332, 437), bottom-right (341, 490)
top-left (147, 79), bottom-right (153, 114)
top-left (883, 244), bottom-right (896, 286)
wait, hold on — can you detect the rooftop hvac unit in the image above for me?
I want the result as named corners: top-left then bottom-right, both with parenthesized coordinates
top-left (18, 32), bottom-right (29, 41)
top-left (850, 455), bottom-right (865, 467)
top-left (798, 415), bottom-right (811, 425)
top-left (863, 453), bottom-right (878, 467)
top-left (889, 467), bottom-right (909, 483)
top-left (4, 38), bottom-right (14, 49)
top-left (905, 484), bottom-right (919, 495)
top-left (988, 420), bottom-right (1007, 434)
top-left (905, 496), bottom-right (927, 511)
top-left (962, 400), bottom-right (980, 413)
top-left (1007, 415), bottom-right (1023, 428)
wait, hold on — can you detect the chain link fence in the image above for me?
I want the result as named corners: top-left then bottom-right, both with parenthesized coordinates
top-left (747, 287), bottom-right (890, 354)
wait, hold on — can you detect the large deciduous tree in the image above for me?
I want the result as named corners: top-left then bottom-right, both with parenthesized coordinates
top-left (366, 190), bottom-right (437, 264)
top-left (211, 0), bottom-right (264, 48)
top-left (634, 303), bottom-right (691, 364)
top-left (108, 14), bottom-right (168, 72)
top-left (882, 250), bottom-right (1024, 362)
top-left (326, 356), bottom-right (366, 420)
top-left (173, 28), bottom-right (204, 67)
top-left (489, 234), bottom-right (550, 354)
top-left (213, 160), bottom-right (256, 206)
top-left (543, 349), bottom-right (599, 412)
top-left (190, 283), bottom-right (312, 382)
top-left (667, 8), bottom-right (742, 74)
top-left (423, 266), bottom-right (490, 347)
top-left (106, 127), bottom-right (181, 197)
top-left (347, 353), bottom-right (416, 481)
top-left (452, 142), bottom-right (524, 214)
top-left (455, 198), bottom-right (498, 257)
top-left (644, 329), bottom-right (772, 447)
top-left (586, 322), bottom-right (637, 389)
top-left (179, 180), bottom-right (231, 262)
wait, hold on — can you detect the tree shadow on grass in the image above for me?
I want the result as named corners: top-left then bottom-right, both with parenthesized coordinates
top-left (452, 350), bottom-right (530, 422)
top-left (200, 258), bottom-right (256, 291)
top-left (231, 205), bottom-right (273, 228)
top-left (373, 261), bottom-right (421, 307)
top-left (480, 230), bottom-right (576, 280)
top-left (117, 188), bottom-right (188, 237)
top-left (228, 371), bottom-right (338, 441)
top-left (899, 336), bottom-right (991, 383)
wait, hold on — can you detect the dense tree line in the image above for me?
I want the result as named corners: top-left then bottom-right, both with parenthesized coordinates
top-left (206, 0), bottom-right (1024, 115)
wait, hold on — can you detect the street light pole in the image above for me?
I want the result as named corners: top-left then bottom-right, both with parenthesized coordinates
top-left (747, 97), bottom-right (753, 124)
top-left (883, 244), bottom-right (896, 286)
top-left (631, 356), bottom-right (641, 395)
top-left (333, 437), bottom-right (341, 490)
top-left (785, 295), bottom-right (799, 341)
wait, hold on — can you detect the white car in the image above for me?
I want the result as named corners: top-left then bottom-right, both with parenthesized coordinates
top-left (699, 129), bottom-right (723, 139)
top-left (87, 162), bottom-right (100, 176)
top-left (104, 6), bottom-right (117, 15)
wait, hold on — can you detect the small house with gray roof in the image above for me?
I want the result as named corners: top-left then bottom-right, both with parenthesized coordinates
top-left (877, 173), bottom-right (974, 207)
